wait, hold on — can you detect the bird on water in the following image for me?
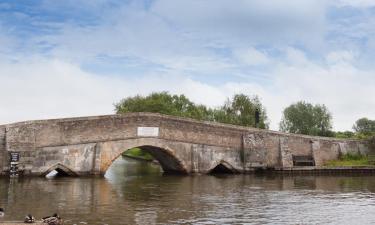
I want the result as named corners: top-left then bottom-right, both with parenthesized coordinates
top-left (42, 213), bottom-right (63, 225)
top-left (0, 208), bottom-right (4, 218)
top-left (24, 214), bottom-right (35, 223)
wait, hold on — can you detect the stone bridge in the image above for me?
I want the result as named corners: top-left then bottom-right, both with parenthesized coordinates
top-left (0, 113), bottom-right (370, 176)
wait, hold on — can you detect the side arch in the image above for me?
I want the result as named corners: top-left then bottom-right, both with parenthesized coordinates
top-left (208, 160), bottom-right (238, 174)
top-left (98, 138), bottom-right (189, 175)
top-left (42, 163), bottom-right (78, 177)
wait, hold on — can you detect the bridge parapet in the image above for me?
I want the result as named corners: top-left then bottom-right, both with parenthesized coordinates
top-left (5, 113), bottom-right (246, 151)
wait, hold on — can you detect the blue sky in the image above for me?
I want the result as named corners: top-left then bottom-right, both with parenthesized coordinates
top-left (0, 0), bottom-right (375, 131)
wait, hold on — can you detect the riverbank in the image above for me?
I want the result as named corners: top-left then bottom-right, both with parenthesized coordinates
top-left (324, 153), bottom-right (374, 167)
top-left (0, 222), bottom-right (45, 225)
top-left (275, 166), bottom-right (375, 175)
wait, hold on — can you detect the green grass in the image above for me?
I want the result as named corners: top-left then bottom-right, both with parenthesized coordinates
top-left (122, 147), bottom-right (154, 161)
top-left (325, 153), bottom-right (374, 167)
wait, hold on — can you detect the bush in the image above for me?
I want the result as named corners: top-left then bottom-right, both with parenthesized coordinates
top-left (340, 152), bottom-right (364, 161)
top-left (325, 153), bottom-right (369, 167)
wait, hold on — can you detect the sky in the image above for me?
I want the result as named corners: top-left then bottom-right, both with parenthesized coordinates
top-left (0, 0), bottom-right (374, 131)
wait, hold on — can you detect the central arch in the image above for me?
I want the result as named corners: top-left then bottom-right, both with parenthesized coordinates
top-left (138, 145), bottom-right (187, 173)
top-left (99, 138), bottom-right (189, 175)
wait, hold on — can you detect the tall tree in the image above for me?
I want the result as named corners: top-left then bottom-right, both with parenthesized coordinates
top-left (115, 92), bottom-right (269, 129)
top-left (216, 94), bottom-right (269, 129)
top-left (114, 92), bottom-right (210, 121)
top-left (280, 101), bottom-right (333, 136)
top-left (353, 118), bottom-right (375, 136)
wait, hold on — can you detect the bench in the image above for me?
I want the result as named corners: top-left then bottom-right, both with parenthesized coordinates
top-left (368, 154), bottom-right (375, 165)
top-left (292, 155), bottom-right (315, 167)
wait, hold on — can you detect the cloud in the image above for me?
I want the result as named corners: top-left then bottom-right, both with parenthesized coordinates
top-left (233, 48), bottom-right (270, 66)
top-left (271, 52), bottom-right (375, 131)
top-left (326, 51), bottom-right (355, 64)
top-left (1, 0), bottom-right (375, 133)
top-left (334, 0), bottom-right (375, 7)
top-left (151, 0), bottom-right (327, 47)
top-left (1, 55), bottom-right (374, 132)
top-left (0, 59), bottom-right (228, 124)
top-left (3, 0), bottom-right (328, 73)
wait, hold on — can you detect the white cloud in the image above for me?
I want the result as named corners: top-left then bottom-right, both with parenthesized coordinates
top-left (326, 51), bottom-right (355, 64)
top-left (151, 0), bottom-right (327, 47)
top-left (271, 55), bottom-right (375, 131)
top-left (1, 0), bottom-right (375, 133)
top-left (0, 59), bottom-right (228, 124)
top-left (1, 56), bottom-right (374, 132)
top-left (285, 47), bottom-right (310, 66)
top-left (233, 48), bottom-right (270, 66)
top-left (20, 0), bottom-right (328, 69)
top-left (334, 0), bottom-right (375, 7)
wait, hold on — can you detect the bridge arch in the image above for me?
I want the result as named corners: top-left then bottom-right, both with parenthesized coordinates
top-left (42, 163), bottom-right (78, 177)
top-left (99, 138), bottom-right (189, 175)
top-left (208, 160), bottom-right (238, 174)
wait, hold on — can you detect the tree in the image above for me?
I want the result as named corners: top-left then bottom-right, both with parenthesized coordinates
top-left (215, 94), bottom-right (269, 129)
top-left (114, 92), bottom-right (211, 121)
top-left (279, 101), bottom-right (333, 136)
top-left (353, 118), bottom-right (375, 136)
top-left (115, 92), bottom-right (269, 129)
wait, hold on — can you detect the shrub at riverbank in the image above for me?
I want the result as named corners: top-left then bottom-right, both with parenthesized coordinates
top-left (325, 153), bottom-right (373, 167)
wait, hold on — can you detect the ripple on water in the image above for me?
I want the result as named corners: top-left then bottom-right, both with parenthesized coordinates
top-left (1, 158), bottom-right (375, 224)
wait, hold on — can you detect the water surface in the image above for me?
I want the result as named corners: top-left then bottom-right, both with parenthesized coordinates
top-left (0, 157), bottom-right (374, 224)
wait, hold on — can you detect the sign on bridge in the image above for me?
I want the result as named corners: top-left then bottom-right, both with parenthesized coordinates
top-left (137, 127), bottom-right (159, 137)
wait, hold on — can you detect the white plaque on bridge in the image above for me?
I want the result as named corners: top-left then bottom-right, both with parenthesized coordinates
top-left (137, 127), bottom-right (159, 137)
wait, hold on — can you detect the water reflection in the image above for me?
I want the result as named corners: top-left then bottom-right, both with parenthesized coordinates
top-left (0, 157), bottom-right (374, 224)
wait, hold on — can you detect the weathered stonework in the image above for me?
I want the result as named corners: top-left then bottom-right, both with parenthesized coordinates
top-left (0, 113), bottom-right (370, 176)
top-left (279, 137), bottom-right (293, 168)
top-left (243, 133), bottom-right (267, 170)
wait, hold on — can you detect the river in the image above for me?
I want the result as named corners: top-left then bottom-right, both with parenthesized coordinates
top-left (0, 157), bottom-right (375, 225)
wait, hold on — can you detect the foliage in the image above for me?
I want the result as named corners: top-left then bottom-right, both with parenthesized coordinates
top-left (122, 148), bottom-right (154, 161)
top-left (334, 131), bottom-right (355, 139)
top-left (114, 92), bottom-right (211, 121)
top-left (279, 101), bottom-right (333, 137)
top-left (115, 92), bottom-right (269, 129)
top-left (340, 152), bottom-right (364, 161)
top-left (213, 94), bottom-right (269, 129)
top-left (353, 118), bottom-right (375, 135)
top-left (324, 153), bottom-right (371, 167)
top-left (340, 118), bottom-right (375, 152)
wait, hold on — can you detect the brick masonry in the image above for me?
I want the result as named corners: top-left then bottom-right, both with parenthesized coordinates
top-left (0, 113), bottom-right (371, 176)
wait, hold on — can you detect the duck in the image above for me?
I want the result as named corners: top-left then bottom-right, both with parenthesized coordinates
top-left (0, 208), bottom-right (4, 217)
top-left (42, 213), bottom-right (62, 225)
top-left (24, 214), bottom-right (35, 223)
